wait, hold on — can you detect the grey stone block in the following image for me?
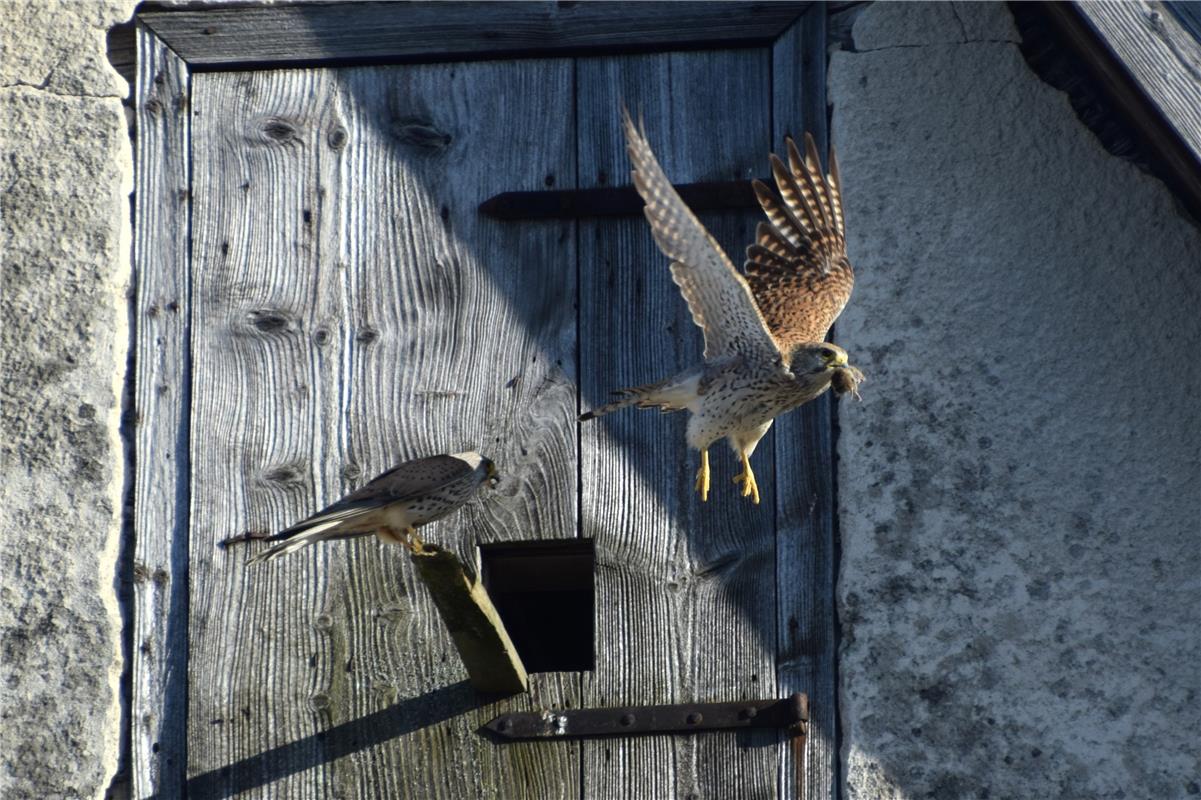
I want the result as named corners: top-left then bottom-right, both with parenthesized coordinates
top-left (830, 3), bottom-right (1201, 798)
top-left (0, 1), bottom-right (135, 797)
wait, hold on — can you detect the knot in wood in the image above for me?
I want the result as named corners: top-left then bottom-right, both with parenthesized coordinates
top-left (327, 125), bottom-right (349, 150)
top-left (247, 308), bottom-right (292, 334)
top-left (256, 116), bottom-right (302, 145)
top-left (391, 116), bottom-right (452, 152)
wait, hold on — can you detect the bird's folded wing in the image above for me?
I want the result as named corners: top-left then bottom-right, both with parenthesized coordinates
top-left (745, 134), bottom-right (854, 351)
top-left (267, 454), bottom-right (472, 540)
top-left (622, 109), bottom-right (780, 362)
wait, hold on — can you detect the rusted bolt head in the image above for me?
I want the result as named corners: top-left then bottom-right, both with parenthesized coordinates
top-left (740, 706), bottom-right (758, 720)
top-left (686, 712), bottom-right (703, 725)
top-left (619, 713), bottom-right (635, 727)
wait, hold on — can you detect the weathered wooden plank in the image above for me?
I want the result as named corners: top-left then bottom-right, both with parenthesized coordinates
top-left (480, 178), bottom-right (764, 220)
top-left (1075, 0), bottom-right (1201, 158)
top-left (140, 2), bottom-right (807, 70)
top-left (577, 50), bottom-right (781, 799)
top-left (131, 24), bottom-right (191, 800)
top-left (333, 56), bottom-right (580, 799)
top-left (409, 546), bottom-right (528, 695)
top-left (186, 57), bottom-right (580, 798)
top-left (772, 8), bottom-right (841, 800)
top-left (188, 65), bottom-right (346, 798)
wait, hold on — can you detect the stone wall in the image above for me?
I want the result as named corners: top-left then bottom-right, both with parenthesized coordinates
top-left (0, 1), bottom-right (134, 797)
top-left (829, 3), bottom-right (1201, 798)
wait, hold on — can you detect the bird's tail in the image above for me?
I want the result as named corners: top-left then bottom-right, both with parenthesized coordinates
top-left (579, 373), bottom-right (698, 421)
top-left (244, 518), bottom-right (361, 565)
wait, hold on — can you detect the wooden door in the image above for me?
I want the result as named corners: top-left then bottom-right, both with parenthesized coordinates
top-left (133, 5), bottom-right (835, 799)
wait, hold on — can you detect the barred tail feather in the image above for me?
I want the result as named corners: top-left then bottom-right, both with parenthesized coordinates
top-left (579, 373), bottom-right (699, 422)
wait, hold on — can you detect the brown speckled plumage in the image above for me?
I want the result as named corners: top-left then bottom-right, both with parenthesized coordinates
top-left (746, 134), bottom-right (854, 351)
top-left (579, 110), bottom-right (863, 504)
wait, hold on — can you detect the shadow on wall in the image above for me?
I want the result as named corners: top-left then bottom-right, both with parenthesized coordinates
top-left (181, 681), bottom-right (482, 799)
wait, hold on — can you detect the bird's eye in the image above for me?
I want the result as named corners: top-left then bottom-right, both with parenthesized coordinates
top-left (822, 349), bottom-right (835, 362)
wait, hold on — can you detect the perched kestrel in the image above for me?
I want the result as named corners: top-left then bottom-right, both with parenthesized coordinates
top-left (232, 452), bottom-right (498, 563)
top-left (580, 111), bottom-right (863, 504)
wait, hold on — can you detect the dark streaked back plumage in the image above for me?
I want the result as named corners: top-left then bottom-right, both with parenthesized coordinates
top-left (265, 454), bottom-right (474, 541)
top-left (745, 133), bottom-right (854, 352)
top-left (242, 453), bottom-right (485, 564)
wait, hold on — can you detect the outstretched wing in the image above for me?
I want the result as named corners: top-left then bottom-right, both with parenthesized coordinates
top-left (745, 134), bottom-right (854, 351)
top-left (622, 109), bottom-right (779, 362)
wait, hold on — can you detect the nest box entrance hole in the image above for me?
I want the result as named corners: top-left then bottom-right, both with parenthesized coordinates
top-left (479, 538), bottom-right (595, 673)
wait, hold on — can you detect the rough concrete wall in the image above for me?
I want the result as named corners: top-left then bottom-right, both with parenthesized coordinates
top-left (0, 1), bottom-right (135, 797)
top-left (830, 3), bottom-right (1201, 799)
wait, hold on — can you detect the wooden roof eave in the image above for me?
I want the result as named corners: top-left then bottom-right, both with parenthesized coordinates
top-left (1039, 0), bottom-right (1201, 223)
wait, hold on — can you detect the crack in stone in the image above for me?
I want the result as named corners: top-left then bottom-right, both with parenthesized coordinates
top-left (950, 2), bottom-right (971, 43)
top-left (0, 81), bottom-right (123, 99)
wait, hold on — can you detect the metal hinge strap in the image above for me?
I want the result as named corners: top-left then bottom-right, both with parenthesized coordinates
top-left (483, 692), bottom-right (807, 740)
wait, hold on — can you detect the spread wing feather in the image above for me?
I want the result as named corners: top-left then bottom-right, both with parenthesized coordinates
top-left (744, 133), bottom-right (854, 350)
top-left (622, 109), bottom-right (779, 361)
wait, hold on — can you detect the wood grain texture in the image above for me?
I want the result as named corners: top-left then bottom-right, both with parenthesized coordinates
top-left (409, 547), bottom-right (528, 695)
top-left (1075, 0), bottom-right (1201, 159)
top-left (140, 2), bottom-right (808, 69)
top-left (772, 9), bottom-right (841, 800)
top-left (132, 24), bottom-right (191, 800)
top-left (185, 59), bottom-right (580, 798)
top-left (577, 50), bottom-right (782, 799)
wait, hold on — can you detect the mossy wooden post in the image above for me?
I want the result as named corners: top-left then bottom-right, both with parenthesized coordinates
top-left (410, 545), bottom-right (528, 695)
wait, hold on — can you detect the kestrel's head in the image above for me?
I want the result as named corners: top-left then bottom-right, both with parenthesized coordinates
top-left (452, 451), bottom-right (501, 488)
top-left (788, 342), bottom-right (849, 374)
top-left (483, 457), bottom-right (500, 488)
top-left (788, 343), bottom-right (864, 399)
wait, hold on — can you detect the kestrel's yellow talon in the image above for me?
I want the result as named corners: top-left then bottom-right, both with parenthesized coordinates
top-left (694, 450), bottom-right (711, 502)
top-left (732, 453), bottom-right (761, 504)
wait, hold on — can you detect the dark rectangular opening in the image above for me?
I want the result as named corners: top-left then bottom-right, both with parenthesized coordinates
top-left (479, 538), bottom-right (595, 673)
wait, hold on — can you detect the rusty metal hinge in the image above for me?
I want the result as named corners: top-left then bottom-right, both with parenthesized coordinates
top-left (483, 692), bottom-right (807, 740)
top-left (478, 178), bottom-right (766, 221)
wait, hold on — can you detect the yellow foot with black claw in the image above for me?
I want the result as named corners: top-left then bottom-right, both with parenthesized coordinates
top-left (732, 454), bottom-right (761, 504)
top-left (694, 450), bottom-right (711, 503)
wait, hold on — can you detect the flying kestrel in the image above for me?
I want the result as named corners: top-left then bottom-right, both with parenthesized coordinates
top-left (230, 452), bottom-right (498, 563)
top-left (580, 111), bottom-right (863, 504)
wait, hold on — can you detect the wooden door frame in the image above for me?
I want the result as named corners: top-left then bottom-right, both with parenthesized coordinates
top-left (131, 3), bottom-right (837, 798)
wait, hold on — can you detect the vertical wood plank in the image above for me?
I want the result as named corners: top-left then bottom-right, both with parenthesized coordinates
top-left (186, 59), bottom-right (581, 798)
top-left (577, 50), bottom-right (780, 800)
top-left (189, 66), bottom-right (345, 798)
top-left (773, 6), bottom-right (840, 800)
top-left (132, 25), bottom-right (191, 800)
top-left (330, 59), bottom-right (581, 799)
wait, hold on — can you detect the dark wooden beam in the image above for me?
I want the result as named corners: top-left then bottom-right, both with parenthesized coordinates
top-left (480, 178), bottom-right (765, 221)
top-left (139, 1), bottom-right (810, 71)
